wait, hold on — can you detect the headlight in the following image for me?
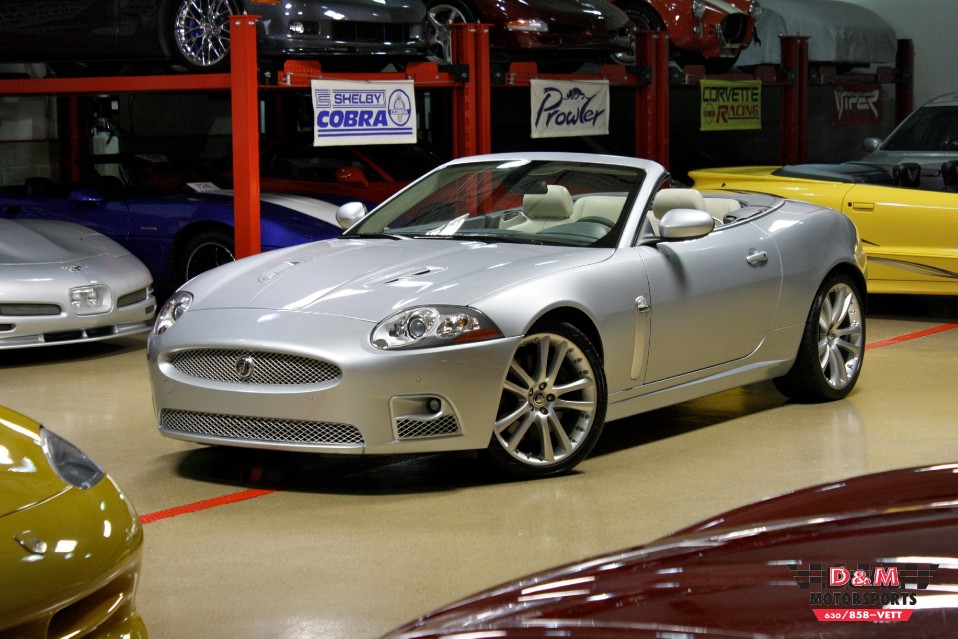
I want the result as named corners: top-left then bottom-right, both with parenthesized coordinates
top-left (153, 291), bottom-right (193, 335)
top-left (70, 284), bottom-right (112, 315)
top-left (505, 19), bottom-right (548, 33)
top-left (372, 306), bottom-right (503, 350)
top-left (40, 427), bottom-right (104, 489)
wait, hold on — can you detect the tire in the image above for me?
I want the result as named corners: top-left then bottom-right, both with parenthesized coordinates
top-left (622, 2), bottom-right (664, 31)
top-left (612, 2), bottom-right (664, 65)
top-left (486, 322), bottom-right (607, 478)
top-left (168, 0), bottom-right (237, 72)
top-left (774, 273), bottom-right (865, 402)
top-left (425, 0), bottom-right (476, 65)
top-left (178, 228), bottom-right (235, 283)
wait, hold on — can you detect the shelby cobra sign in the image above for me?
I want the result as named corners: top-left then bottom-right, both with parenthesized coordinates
top-left (312, 79), bottom-right (416, 146)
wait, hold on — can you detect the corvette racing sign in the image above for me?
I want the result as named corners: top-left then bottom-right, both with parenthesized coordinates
top-left (311, 79), bottom-right (416, 146)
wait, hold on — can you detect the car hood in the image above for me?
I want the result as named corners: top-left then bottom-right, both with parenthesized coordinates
top-left (210, 189), bottom-right (341, 227)
top-left (0, 407), bottom-right (69, 519)
top-left (186, 238), bottom-right (609, 321)
top-left (385, 464), bottom-right (958, 638)
top-left (0, 219), bottom-right (127, 265)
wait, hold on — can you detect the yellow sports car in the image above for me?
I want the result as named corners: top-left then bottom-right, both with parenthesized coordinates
top-left (0, 406), bottom-right (145, 637)
top-left (689, 162), bottom-right (958, 295)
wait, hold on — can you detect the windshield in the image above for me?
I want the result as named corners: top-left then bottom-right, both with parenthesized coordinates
top-left (346, 159), bottom-right (646, 247)
top-left (883, 106), bottom-right (958, 151)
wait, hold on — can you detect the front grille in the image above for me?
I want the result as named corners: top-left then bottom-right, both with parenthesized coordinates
top-left (44, 326), bottom-right (117, 342)
top-left (168, 349), bottom-right (341, 385)
top-left (0, 303), bottom-right (60, 316)
top-left (117, 288), bottom-right (150, 308)
top-left (329, 22), bottom-right (412, 43)
top-left (161, 409), bottom-right (364, 446)
top-left (397, 415), bottom-right (460, 439)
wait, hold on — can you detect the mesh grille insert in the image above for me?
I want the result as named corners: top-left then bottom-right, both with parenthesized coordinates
top-left (160, 409), bottom-right (364, 446)
top-left (168, 349), bottom-right (341, 385)
top-left (396, 415), bottom-right (460, 439)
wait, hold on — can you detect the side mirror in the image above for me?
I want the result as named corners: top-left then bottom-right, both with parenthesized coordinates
top-left (659, 208), bottom-right (715, 240)
top-left (335, 166), bottom-right (369, 188)
top-left (862, 137), bottom-right (882, 152)
top-left (336, 201), bottom-right (368, 229)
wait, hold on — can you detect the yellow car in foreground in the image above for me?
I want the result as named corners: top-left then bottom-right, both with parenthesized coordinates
top-left (0, 406), bottom-right (145, 637)
top-left (690, 162), bottom-right (958, 295)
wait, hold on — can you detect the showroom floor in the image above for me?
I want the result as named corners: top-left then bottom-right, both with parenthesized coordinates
top-left (1, 294), bottom-right (956, 638)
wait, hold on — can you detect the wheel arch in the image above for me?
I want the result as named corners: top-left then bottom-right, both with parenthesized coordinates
top-left (528, 307), bottom-right (604, 362)
top-left (826, 262), bottom-right (868, 312)
top-left (170, 220), bottom-right (235, 271)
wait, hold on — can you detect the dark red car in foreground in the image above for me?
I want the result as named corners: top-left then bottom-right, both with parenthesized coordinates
top-left (383, 463), bottom-right (958, 638)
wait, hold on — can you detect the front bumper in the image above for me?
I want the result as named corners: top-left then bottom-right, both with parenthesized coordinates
top-left (252, 3), bottom-right (428, 59)
top-left (149, 308), bottom-right (520, 455)
top-left (0, 288), bottom-right (155, 350)
top-left (0, 479), bottom-right (144, 637)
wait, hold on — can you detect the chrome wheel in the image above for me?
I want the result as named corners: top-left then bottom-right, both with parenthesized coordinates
top-left (426, 2), bottom-right (473, 64)
top-left (774, 273), bottom-right (865, 402)
top-left (817, 281), bottom-right (864, 390)
top-left (173, 0), bottom-right (235, 69)
top-left (488, 323), bottom-right (606, 477)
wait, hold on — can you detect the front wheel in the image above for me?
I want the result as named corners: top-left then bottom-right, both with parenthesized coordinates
top-left (486, 322), bottom-right (607, 478)
top-left (774, 273), bottom-right (865, 402)
top-left (168, 0), bottom-right (237, 72)
top-left (178, 228), bottom-right (235, 283)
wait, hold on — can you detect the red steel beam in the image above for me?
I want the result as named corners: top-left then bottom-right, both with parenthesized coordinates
top-left (228, 15), bottom-right (262, 260)
top-left (779, 35), bottom-right (809, 165)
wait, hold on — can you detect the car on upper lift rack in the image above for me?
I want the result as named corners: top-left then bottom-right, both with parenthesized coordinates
top-left (0, 0), bottom-right (430, 74)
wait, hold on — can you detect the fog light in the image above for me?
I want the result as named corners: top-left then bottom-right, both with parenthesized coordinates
top-left (69, 285), bottom-right (112, 316)
top-left (289, 21), bottom-right (306, 35)
top-left (427, 398), bottom-right (442, 413)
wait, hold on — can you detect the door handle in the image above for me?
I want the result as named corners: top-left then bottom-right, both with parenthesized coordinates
top-left (746, 249), bottom-right (768, 266)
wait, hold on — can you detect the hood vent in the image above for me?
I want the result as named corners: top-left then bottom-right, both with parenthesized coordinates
top-left (365, 266), bottom-right (446, 287)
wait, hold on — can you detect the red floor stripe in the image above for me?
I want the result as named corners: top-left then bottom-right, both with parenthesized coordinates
top-left (865, 322), bottom-right (958, 350)
top-left (138, 322), bottom-right (958, 525)
top-left (140, 489), bottom-right (276, 524)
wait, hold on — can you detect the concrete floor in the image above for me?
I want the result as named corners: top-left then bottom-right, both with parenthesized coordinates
top-left (1, 294), bottom-right (956, 639)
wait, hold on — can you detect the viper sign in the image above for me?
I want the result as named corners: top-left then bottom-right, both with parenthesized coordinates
top-left (312, 79), bottom-right (417, 147)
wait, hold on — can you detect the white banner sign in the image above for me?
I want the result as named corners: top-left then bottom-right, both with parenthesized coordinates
top-left (530, 79), bottom-right (610, 139)
top-left (311, 79), bottom-right (416, 146)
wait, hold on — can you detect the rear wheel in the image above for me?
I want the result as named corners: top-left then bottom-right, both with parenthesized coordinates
top-left (168, 0), bottom-right (237, 72)
top-left (612, 2), bottom-right (663, 65)
top-left (774, 273), bottom-right (865, 402)
top-left (486, 322), bottom-right (607, 478)
top-left (425, 0), bottom-right (476, 64)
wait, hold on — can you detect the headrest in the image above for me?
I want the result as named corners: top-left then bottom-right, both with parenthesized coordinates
top-left (652, 188), bottom-right (707, 218)
top-left (523, 185), bottom-right (573, 220)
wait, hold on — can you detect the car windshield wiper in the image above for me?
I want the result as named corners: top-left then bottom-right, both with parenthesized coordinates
top-left (411, 232), bottom-right (546, 245)
top-left (347, 232), bottom-right (410, 240)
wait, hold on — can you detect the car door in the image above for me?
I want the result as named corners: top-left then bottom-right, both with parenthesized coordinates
top-left (842, 183), bottom-right (958, 292)
top-left (1, 0), bottom-right (119, 58)
top-left (636, 222), bottom-right (784, 384)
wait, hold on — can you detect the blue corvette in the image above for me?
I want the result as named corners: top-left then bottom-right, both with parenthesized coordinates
top-left (0, 154), bottom-right (343, 292)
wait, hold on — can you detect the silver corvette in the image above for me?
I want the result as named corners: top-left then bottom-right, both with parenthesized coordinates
top-left (2, 219), bottom-right (155, 350)
top-left (147, 153), bottom-right (867, 477)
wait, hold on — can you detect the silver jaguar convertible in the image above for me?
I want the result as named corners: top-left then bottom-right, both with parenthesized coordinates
top-left (147, 153), bottom-right (867, 477)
